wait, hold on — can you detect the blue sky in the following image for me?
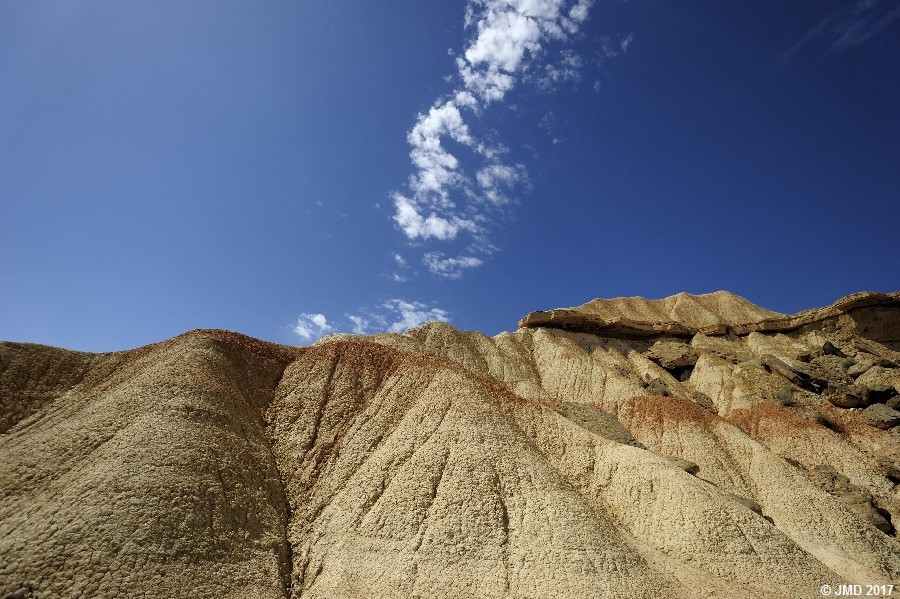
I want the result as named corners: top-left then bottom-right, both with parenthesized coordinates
top-left (2, 0), bottom-right (898, 351)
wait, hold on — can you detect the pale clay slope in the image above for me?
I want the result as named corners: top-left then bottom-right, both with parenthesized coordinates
top-left (2, 291), bottom-right (900, 598)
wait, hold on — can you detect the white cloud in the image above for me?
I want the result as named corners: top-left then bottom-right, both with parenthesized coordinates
top-left (390, 0), bottom-right (594, 275)
top-left (392, 194), bottom-right (477, 240)
top-left (423, 252), bottom-right (484, 278)
top-left (292, 313), bottom-right (333, 341)
top-left (568, 0), bottom-right (592, 24)
top-left (464, 9), bottom-right (543, 75)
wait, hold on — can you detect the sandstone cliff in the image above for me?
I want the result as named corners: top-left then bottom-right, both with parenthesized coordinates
top-left (2, 291), bottom-right (899, 598)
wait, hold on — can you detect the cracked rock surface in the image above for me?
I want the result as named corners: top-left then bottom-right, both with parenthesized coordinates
top-left (2, 291), bottom-right (900, 598)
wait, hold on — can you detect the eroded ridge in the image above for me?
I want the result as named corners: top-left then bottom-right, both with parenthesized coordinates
top-left (2, 291), bottom-right (900, 598)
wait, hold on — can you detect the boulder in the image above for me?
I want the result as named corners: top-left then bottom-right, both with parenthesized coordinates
top-left (856, 366), bottom-right (900, 393)
top-left (848, 358), bottom-right (876, 377)
top-left (760, 354), bottom-right (827, 393)
top-left (826, 384), bottom-right (867, 409)
top-left (645, 341), bottom-right (700, 372)
top-left (862, 404), bottom-right (900, 430)
top-left (822, 341), bottom-right (847, 358)
top-left (806, 354), bottom-right (854, 386)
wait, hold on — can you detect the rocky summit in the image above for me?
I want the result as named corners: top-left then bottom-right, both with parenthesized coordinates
top-left (2, 291), bottom-right (900, 598)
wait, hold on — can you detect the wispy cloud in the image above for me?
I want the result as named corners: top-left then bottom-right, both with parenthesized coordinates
top-left (392, 0), bottom-right (594, 277)
top-left (291, 299), bottom-right (451, 342)
top-left (388, 253), bottom-right (412, 282)
top-left (527, 48), bottom-right (584, 91)
top-left (423, 252), bottom-right (484, 279)
top-left (783, 0), bottom-right (900, 60)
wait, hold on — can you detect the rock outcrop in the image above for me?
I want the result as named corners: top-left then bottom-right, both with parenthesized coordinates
top-left (2, 290), bottom-right (900, 598)
top-left (519, 290), bottom-right (900, 341)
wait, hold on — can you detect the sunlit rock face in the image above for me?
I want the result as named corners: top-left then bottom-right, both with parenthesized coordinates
top-left (2, 291), bottom-right (900, 598)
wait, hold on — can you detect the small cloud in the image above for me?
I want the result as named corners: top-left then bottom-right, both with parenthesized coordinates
top-left (539, 112), bottom-right (562, 144)
top-left (598, 35), bottom-right (619, 59)
top-left (393, 253), bottom-right (407, 267)
top-left (423, 252), bottom-right (484, 278)
top-left (292, 313), bottom-right (333, 341)
top-left (540, 111), bottom-right (557, 132)
top-left (620, 32), bottom-right (634, 53)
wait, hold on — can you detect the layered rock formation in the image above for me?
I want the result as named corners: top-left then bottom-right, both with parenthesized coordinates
top-left (2, 291), bottom-right (899, 598)
top-left (519, 290), bottom-right (900, 340)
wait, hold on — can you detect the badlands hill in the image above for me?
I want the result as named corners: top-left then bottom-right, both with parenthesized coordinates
top-left (2, 291), bottom-right (900, 598)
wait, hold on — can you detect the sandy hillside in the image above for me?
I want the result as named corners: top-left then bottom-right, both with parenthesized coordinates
top-left (2, 291), bottom-right (900, 598)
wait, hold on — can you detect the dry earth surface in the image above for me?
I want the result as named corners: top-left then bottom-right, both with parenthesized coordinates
top-left (2, 291), bottom-right (900, 598)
